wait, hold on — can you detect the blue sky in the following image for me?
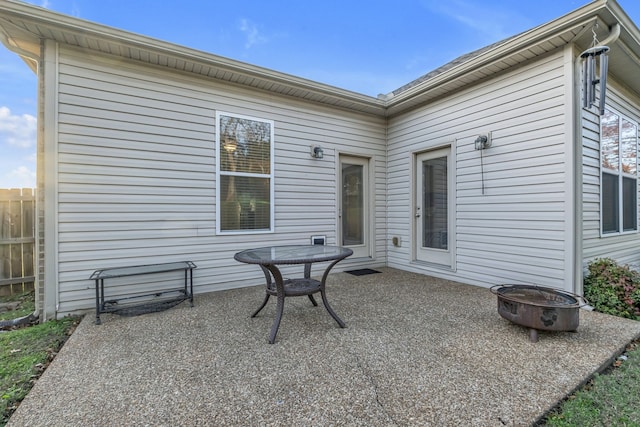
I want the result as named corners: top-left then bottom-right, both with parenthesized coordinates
top-left (1, 0), bottom-right (640, 188)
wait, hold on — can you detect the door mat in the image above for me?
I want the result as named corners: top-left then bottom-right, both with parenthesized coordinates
top-left (345, 268), bottom-right (382, 276)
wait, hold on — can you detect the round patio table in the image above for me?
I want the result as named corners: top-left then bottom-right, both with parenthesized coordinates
top-left (234, 245), bottom-right (353, 343)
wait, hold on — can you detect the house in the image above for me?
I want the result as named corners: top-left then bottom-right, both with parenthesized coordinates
top-left (1, 0), bottom-right (639, 320)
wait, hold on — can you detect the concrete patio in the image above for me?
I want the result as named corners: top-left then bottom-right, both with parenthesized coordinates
top-left (8, 267), bottom-right (640, 426)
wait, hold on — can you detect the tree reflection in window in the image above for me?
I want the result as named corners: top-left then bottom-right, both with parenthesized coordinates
top-left (601, 108), bottom-right (638, 234)
top-left (217, 113), bottom-right (273, 232)
top-left (621, 118), bottom-right (637, 174)
top-left (601, 110), bottom-right (619, 171)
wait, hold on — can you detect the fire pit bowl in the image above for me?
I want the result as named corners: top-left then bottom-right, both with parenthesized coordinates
top-left (490, 284), bottom-right (587, 343)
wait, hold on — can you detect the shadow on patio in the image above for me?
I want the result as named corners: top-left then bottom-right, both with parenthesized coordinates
top-left (8, 268), bottom-right (640, 426)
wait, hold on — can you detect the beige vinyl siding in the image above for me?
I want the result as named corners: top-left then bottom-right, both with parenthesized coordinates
top-left (582, 82), bottom-right (640, 268)
top-left (54, 46), bottom-right (386, 315)
top-left (387, 50), bottom-right (570, 289)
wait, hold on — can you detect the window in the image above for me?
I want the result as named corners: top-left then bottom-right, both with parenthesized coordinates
top-left (216, 112), bottom-right (274, 233)
top-left (601, 109), bottom-right (638, 234)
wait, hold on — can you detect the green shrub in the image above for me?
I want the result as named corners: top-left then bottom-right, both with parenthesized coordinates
top-left (584, 258), bottom-right (640, 320)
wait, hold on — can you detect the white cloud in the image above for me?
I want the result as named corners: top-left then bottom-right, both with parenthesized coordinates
top-left (423, 0), bottom-right (525, 42)
top-left (239, 18), bottom-right (268, 49)
top-left (32, 0), bottom-right (81, 17)
top-left (6, 166), bottom-right (36, 189)
top-left (0, 106), bottom-right (37, 148)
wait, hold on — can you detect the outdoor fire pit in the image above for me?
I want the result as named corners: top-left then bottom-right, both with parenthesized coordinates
top-left (490, 284), bottom-right (586, 343)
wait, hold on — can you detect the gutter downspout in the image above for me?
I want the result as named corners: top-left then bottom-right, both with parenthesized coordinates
top-left (0, 28), bottom-right (41, 322)
top-left (573, 23), bottom-right (620, 295)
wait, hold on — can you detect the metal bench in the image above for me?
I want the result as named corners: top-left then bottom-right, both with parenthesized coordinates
top-left (90, 261), bottom-right (196, 324)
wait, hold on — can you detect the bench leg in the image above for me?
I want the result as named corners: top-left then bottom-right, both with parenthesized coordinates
top-left (95, 279), bottom-right (102, 325)
top-left (188, 268), bottom-right (194, 307)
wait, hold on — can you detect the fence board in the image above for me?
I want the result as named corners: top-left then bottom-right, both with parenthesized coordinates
top-left (0, 188), bottom-right (36, 296)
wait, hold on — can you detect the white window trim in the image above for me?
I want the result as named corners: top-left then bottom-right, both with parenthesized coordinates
top-left (215, 111), bottom-right (275, 235)
top-left (600, 107), bottom-right (639, 237)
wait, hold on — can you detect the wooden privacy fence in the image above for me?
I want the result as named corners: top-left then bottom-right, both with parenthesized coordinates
top-left (0, 188), bottom-right (35, 296)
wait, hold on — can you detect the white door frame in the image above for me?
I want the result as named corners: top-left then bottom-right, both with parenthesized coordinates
top-left (413, 146), bottom-right (456, 269)
top-left (338, 154), bottom-right (373, 258)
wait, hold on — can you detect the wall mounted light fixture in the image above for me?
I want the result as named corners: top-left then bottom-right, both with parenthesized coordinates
top-left (310, 145), bottom-right (324, 159)
top-left (474, 132), bottom-right (492, 195)
top-left (474, 134), bottom-right (492, 150)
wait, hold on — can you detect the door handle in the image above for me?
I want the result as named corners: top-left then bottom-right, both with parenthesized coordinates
top-left (415, 207), bottom-right (421, 218)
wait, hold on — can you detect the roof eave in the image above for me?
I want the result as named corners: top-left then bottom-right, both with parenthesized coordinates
top-left (385, 0), bottom-right (611, 116)
top-left (0, 0), bottom-right (386, 116)
top-left (2, 0), bottom-right (640, 118)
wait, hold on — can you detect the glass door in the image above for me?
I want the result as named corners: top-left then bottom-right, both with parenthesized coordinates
top-left (415, 148), bottom-right (453, 266)
top-left (340, 156), bottom-right (370, 258)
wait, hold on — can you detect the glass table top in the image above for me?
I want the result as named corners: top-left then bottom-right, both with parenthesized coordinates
top-left (234, 245), bottom-right (353, 265)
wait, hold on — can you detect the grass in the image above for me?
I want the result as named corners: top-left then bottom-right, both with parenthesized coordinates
top-left (0, 292), bottom-right (79, 426)
top-left (0, 292), bottom-right (35, 321)
top-left (541, 339), bottom-right (640, 426)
